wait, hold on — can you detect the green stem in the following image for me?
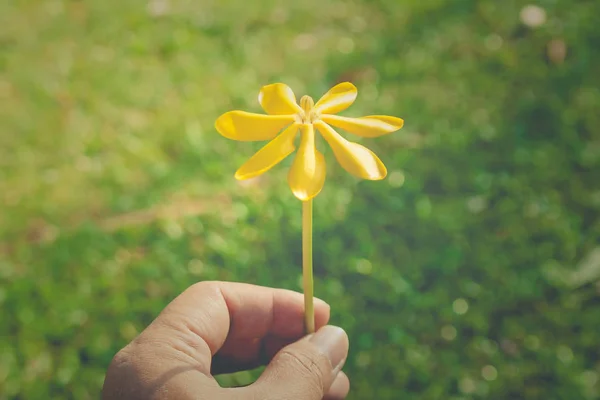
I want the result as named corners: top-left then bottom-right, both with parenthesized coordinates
top-left (302, 199), bottom-right (315, 334)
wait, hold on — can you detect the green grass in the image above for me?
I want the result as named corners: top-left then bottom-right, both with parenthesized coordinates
top-left (2, 0), bottom-right (600, 398)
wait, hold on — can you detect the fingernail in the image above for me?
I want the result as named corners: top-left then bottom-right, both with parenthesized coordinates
top-left (309, 325), bottom-right (348, 372)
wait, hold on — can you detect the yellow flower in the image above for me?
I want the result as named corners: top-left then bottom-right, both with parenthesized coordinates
top-left (215, 82), bottom-right (404, 201)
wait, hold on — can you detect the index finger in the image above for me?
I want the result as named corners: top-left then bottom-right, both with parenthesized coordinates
top-left (141, 281), bottom-right (330, 371)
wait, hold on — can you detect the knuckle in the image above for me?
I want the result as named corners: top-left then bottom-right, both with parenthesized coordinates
top-left (188, 280), bottom-right (218, 295)
top-left (189, 280), bottom-right (222, 293)
top-left (109, 345), bottom-right (133, 369)
top-left (103, 346), bottom-right (135, 397)
top-left (184, 281), bottom-right (227, 306)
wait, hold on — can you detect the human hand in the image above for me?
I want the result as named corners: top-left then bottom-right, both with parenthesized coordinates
top-left (102, 281), bottom-right (350, 399)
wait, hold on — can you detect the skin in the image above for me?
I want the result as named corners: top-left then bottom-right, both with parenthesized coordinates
top-left (102, 281), bottom-right (350, 399)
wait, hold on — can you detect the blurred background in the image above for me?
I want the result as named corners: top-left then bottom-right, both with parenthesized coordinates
top-left (2, 0), bottom-right (599, 398)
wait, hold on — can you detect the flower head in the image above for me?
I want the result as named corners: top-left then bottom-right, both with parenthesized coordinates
top-left (215, 82), bottom-right (403, 201)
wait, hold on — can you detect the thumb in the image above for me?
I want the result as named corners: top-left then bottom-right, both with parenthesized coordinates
top-left (249, 325), bottom-right (349, 400)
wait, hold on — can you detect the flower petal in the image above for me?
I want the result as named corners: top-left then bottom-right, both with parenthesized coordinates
top-left (288, 124), bottom-right (326, 201)
top-left (215, 111), bottom-right (295, 141)
top-left (314, 82), bottom-right (357, 115)
top-left (258, 83), bottom-right (302, 115)
top-left (321, 114), bottom-right (404, 138)
top-left (235, 124), bottom-right (299, 180)
top-left (315, 121), bottom-right (386, 180)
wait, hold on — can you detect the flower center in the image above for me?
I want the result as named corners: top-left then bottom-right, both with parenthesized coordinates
top-left (299, 95), bottom-right (319, 124)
